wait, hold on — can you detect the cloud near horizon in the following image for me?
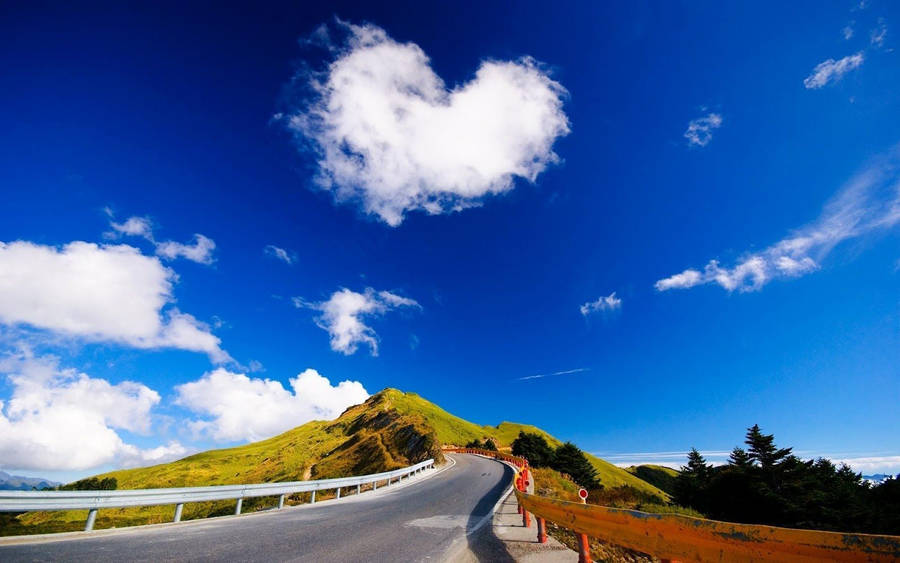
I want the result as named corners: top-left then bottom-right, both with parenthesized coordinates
top-left (281, 21), bottom-right (570, 226)
top-left (601, 450), bottom-right (900, 475)
top-left (655, 145), bottom-right (900, 292)
top-left (295, 287), bottom-right (420, 356)
top-left (0, 240), bottom-right (230, 362)
top-left (0, 352), bottom-right (187, 471)
top-left (175, 367), bottom-right (369, 442)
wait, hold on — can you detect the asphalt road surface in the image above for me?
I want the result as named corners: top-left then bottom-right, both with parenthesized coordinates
top-left (0, 454), bottom-right (513, 562)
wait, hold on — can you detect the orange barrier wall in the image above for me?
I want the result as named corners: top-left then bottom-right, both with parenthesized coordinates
top-left (445, 448), bottom-right (900, 562)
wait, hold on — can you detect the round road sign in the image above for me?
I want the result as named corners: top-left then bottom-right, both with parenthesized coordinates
top-left (578, 488), bottom-right (588, 500)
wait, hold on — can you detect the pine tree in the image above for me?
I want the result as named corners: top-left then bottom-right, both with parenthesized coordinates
top-left (729, 447), bottom-right (752, 468)
top-left (684, 448), bottom-right (711, 479)
top-left (551, 442), bottom-right (600, 489)
top-left (511, 431), bottom-right (555, 467)
top-left (745, 424), bottom-right (792, 469)
top-left (673, 448), bottom-right (710, 510)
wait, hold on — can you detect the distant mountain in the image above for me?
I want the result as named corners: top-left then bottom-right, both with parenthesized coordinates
top-left (0, 470), bottom-right (60, 491)
top-left (10, 388), bottom-right (665, 534)
top-left (862, 473), bottom-right (895, 485)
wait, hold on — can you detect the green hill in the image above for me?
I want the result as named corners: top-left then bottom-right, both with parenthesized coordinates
top-left (363, 390), bottom-right (667, 495)
top-left (625, 464), bottom-right (679, 495)
top-left (6, 388), bottom-right (664, 535)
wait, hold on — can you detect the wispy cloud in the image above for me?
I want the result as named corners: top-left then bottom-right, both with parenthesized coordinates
top-left (518, 367), bottom-right (590, 381)
top-left (264, 245), bottom-right (296, 265)
top-left (656, 144), bottom-right (900, 293)
top-left (579, 292), bottom-right (622, 316)
top-left (803, 52), bottom-right (864, 89)
top-left (105, 212), bottom-right (216, 265)
top-left (684, 112), bottom-right (723, 147)
top-left (843, 23), bottom-right (855, 40)
top-left (870, 19), bottom-right (887, 47)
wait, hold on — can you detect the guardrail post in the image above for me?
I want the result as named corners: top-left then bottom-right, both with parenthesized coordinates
top-left (577, 533), bottom-right (592, 563)
top-left (310, 490), bottom-right (316, 503)
top-left (522, 507), bottom-right (531, 528)
top-left (174, 503), bottom-right (184, 522)
top-left (278, 495), bottom-right (285, 509)
top-left (85, 509), bottom-right (98, 532)
top-left (373, 480), bottom-right (378, 491)
top-left (537, 517), bottom-right (547, 544)
top-left (357, 484), bottom-right (361, 495)
top-left (336, 487), bottom-right (341, 500)
top-left (235, 498), bottom-right (243, 515)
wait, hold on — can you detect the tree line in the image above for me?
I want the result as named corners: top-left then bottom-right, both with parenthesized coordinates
top-left (511, 431), bottom-right (600, 489)
top-left (673, 424), bottom-right (900, 534)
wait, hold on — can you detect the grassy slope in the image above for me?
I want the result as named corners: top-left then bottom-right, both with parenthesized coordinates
top-left (381, 389), bottom-right (666, 497)
top-left (625, 465), bottom-right (679, 495)
top-left (12, 390), bottom-right (442, 534)
top-left (7, 388), bottom-right (665, 534)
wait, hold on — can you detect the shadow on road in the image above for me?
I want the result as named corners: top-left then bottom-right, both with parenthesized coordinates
top-left (464, 460), bottom-right (515, 562)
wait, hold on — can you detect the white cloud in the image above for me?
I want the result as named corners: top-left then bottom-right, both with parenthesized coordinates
top-left (579, 292), bottom-right (622, 316)
top-left (655, 145), bottom-right (900, 292)
top-left (175, 367), bottom-right (369, 442)
top-left (684, 113), bottom-right (723, 147)
top-left (843, 24), bottom-right (855, 40)
top-left (803, 52), bottom-right (864, 89)
top-left (281, 21), bottom-right (570, 226)
top-left (109, 216), bottom-right (153, 238)
top-left (871, 20), bottom-right (887, 47)
top-left (654, 269), bottom-right (703, 291)
top-left (833, 455), bottom-right (900, 474)
top-left (155, 235), bottom-right (216, 265)
top-left (0, 240), bottom-right (229, 362)
top-left (0, 352), bottom-right (186, 471)
top-left (106, 214), bottom-right (216, 265)
top-left (295, 287), bottom-right (420, 355)
top-left (264, 245), bottom-right (295, 265)
top-left (603, 450), bottom-right (900, 475)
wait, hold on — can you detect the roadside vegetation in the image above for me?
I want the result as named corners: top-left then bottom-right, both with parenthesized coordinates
top-left (673, 424), bottom-right (900, 535)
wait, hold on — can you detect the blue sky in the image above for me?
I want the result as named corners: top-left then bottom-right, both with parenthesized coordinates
top-left (1, 1), bottom-right (898, 482)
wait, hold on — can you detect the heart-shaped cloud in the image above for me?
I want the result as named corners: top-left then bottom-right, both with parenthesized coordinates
top-left (283, 22), bottom-right (570, 226)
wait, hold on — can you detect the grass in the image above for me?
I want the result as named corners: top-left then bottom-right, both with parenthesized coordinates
top-left (625, 464), bottom-right (679, 495)
top-left (378, 389), bottom-right (667, 497)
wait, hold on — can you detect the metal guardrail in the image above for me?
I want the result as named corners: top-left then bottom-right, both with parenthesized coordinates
top-left (452, 448), bottom-right (900, 563)
top-left (0, 458), bottom-right (435, 532)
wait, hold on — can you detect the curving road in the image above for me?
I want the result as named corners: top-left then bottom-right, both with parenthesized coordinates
top-left (0, 454), bottom-right (514, 562)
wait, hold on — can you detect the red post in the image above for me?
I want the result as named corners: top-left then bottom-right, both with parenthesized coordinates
top-left (537, 517), bottom-right (547, 543)
top-left (523, 507), bottom-right (531, 528)
top-left (577, 532), bottom-right (592, 563)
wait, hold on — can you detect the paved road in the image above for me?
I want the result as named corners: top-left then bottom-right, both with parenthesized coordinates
top-left (0, 454), bottom-right (513, 562)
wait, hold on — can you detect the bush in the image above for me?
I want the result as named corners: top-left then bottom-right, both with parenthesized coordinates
top-left (58, 477), bottom-right (118, 491)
